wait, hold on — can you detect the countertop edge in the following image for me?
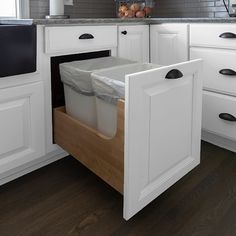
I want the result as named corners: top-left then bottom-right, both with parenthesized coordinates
top-left (1, 18), bottom-right (236, 26)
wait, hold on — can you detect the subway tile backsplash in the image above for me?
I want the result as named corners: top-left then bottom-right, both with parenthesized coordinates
top-left (29, 0), bottom-right (116, 19)
top-left (30, 0), bottom-right (49, 19)
top-left (153, 0), bottom-right (229, 18)
top-left (29, 0), bottom-right (229, 19)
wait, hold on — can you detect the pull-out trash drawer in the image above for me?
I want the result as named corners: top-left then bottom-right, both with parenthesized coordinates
top-left (54, 59), bottom-right (203, 220)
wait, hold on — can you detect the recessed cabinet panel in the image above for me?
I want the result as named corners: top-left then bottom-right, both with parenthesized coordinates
top-left (154, 33), bottom-right (178, 65)
top-left (118, 25), bottom-right (149, 63)
top-left (0, 82), bottom-right (45, 175)
top-left (149, 76), bottom-right (192, 181)
top-left (151, 24), bottom-right (189, 65)
top-left (0, 98), bottom-right (29, 157)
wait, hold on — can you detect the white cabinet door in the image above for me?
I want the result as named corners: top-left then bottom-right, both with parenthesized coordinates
top-left (151, 24), bottom-right (189, 65)
top-left (118, 25), bottom-right (149, 63)
top-left (124, 59), bottom-right (203, 220)
top-left (0, 82), bottom-right (45, 175)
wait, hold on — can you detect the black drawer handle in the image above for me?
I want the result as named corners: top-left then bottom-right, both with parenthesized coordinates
top-left (121, 30), bottom-right (127, 35)
top-left (219, 69), bottom-right (236, 76)
top-left (219, 32), bottom-right (236, 38)
top-left (219, 113), bottom-right (236, 122)
top-left (79, 33), bottom-right (94, 40)
top-left (165, 69), bottom-right (183, 79)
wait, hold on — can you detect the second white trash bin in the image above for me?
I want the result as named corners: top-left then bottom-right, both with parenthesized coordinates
top-left (59, 57), bottom-right (136, 128)
top-left (92, 63), bottom-right (161, 137)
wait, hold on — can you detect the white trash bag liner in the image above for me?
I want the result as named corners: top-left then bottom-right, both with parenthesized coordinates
top-left (59, 56), bottom-right (136, 128)
top-left (92, 63), bottom-right (161, 137)
top-left (60, 57), bottom-right (136, 96)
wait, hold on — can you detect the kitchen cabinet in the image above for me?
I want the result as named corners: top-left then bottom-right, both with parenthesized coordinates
top-left (43, 25), bottom-right (118, 154)
top-left (118, 25), bottom-right (149, 63)
top-left (150, 24), bottom-right (189, 65)
top-left (0, 82), bottom-right (45, 176)
top-left (0, 22), bottom-right (205, 220)
top-left (190, 23), bottom-right (236, 152)
top-left (44, 24), bottom-right (203, 220)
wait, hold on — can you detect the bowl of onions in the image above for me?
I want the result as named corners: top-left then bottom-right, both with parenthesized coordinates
top-left (117, 1), bottom-right (153, 18)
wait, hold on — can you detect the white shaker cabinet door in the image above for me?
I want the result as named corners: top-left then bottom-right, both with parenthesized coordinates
top-left (0, 82), bottom-right (45, 176)
top-left (124, 59), bottom-right (202, 220)
top-left (151, 24), bottom-right (189, 65)
top-left (118, 25), bottom-right (149, 63)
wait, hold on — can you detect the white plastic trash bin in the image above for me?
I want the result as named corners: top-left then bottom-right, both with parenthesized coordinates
top-left (59, 57), bottom-right (136, 128)
top-left (92, 63), bottom-right (161, 137)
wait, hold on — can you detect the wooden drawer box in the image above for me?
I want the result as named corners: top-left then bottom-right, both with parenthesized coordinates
top-left (53, 60), bottom-right (202, 220)
top-left (190, 47), bottom-right (236, 96)
top-left (202, 91), bottom-right (236, 141)
top-left (190, 24), bottom-right (236, 49)
top-left (45, 25), bottom-right (117, 54)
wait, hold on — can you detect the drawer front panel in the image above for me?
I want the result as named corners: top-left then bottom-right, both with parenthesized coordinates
top-left (190, 47), bottom-right (236, 95)
top-left (45, 26), bottom-right (117, 54)
top-left (190, 24), bottom-right (236, 49)
top-left (202, 91), bottom-right (236, 141)
top-left (124, 59), bottom-right (202, 220)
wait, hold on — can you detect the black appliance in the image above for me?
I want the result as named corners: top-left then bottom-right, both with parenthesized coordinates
top-left (0, 24), bottom-right (37, 77)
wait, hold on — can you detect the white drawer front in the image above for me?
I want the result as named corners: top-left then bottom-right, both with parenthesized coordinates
top-left (190, 24), bottom-right (236, 49)
top-left (45, 26), bottom-right (117, 54)
top-left (202, 91), bottom-right (236, 141)
top-left (190, 47), bottom-right (236, 96)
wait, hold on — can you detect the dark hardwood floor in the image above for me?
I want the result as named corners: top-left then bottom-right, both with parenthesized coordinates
top-left (1, 141), bottom-right (236, 236)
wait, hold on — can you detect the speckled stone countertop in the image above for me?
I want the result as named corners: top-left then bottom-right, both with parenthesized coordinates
top-left (1, 17), bottom-right (236, 26)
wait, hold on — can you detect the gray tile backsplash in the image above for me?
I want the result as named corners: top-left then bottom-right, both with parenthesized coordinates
top-left (29, 0), bottom-right (229, 19)
top-left (153, 0), bottom-right (229, 18)
top-left (30, 0), bottom-right (49, 19)
top-left (29, 0), bottom-right (116, 19)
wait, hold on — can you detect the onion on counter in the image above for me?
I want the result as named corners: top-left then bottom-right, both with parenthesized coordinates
top-left (130, 3), bottom-right (141, 12)
top-left (117, 11), bottom-right (125, 18)
top-left (135, 10), bottom-right (145, 18)
top-left (124, 10), bottom-right (136, 18)
top-left (143, 7), bottom-right (152, 15)
top-left (119, 5), bottom-right (128, 13)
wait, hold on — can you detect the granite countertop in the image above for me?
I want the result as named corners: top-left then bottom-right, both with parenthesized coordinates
top-left (1, 17), bottom-right (236, 26)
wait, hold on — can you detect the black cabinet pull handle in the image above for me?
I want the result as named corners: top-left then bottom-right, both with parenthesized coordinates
top-left (121, 30), bottom-right (127, 35)
top-left (219, 32), bottom-right (236, 38)
top-left (219, 113), bottom-right (236, 122)
top-left (79, 33), bottom-right (94, 40)
top-left (165, 69), bottom-right (183, 79)
top-left (219, 69), bottom-right (236, 76)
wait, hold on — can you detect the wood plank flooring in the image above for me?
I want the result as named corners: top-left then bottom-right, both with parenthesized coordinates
top-left (1, 141), bottom-right (236, 236)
